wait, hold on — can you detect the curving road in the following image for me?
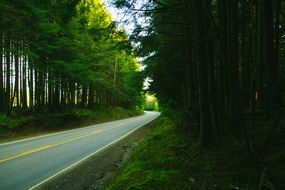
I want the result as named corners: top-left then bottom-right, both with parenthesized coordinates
top-left (0, 111), bottom-right (159, 190)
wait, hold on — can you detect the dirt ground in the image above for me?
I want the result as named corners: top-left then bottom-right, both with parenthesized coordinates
top-left (38, 122), bottom-right (155, 190)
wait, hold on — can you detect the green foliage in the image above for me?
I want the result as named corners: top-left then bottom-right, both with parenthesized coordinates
top-left (108, 111), bottom-right (285, 189)
top-left (0, 114), bottom-right (35, 131)
top-left (143, 94), bottom-right (159, 111)
top-left (109, 0), bottom-right (285, 189)
top-left (0, 107), bottom-right (143, 143)
top-left (108, 116), bottom-right (191, 190)
top-left (1, 0), bottom-right (144, 115)
top-left (0, 114), bottom-right (8, 123)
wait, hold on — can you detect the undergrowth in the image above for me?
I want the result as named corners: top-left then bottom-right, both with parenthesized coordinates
top-left (108, 112), bottom-right (285, 190)
top-left (0, 107), bottom-right (143, 143)
top-left (108, 116), bottom-right (192, 190)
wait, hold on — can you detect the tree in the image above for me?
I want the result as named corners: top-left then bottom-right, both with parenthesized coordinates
top-left (0, 0), bottom-right (144, 114)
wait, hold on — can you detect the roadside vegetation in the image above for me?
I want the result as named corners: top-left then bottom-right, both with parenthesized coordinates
top-left (0, 107), bottom-right (143, 143)
top-left (108, 109), bottom-right (285, 190)
top-left (107, 112), bottom-right (190, 190)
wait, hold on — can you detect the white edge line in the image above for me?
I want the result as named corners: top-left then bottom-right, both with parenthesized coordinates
top-left (27, 115), bottom-right (158, 190)
top-left (0, 112), bottom-right (147, 147)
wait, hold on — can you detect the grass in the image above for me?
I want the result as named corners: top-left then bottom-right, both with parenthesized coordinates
top-left (108, 112), bottom-right (285, 190)
top-left (0, 107), bottom-right (143, 144)
top-left (108, 116), bottom-right (192, 190)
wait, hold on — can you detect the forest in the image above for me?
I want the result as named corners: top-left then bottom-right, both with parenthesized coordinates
top-left (0, 0), bottom-right (144, 116)
top-left (1, 0), bottom-right (285, 189)
top-left (121, 0), bottom-right (285, 146)
top-left (108, 0), bottom-right (285, 189)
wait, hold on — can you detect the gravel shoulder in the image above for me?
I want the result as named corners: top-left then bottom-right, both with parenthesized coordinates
top-left (38, 120), bottom-right (156, 190)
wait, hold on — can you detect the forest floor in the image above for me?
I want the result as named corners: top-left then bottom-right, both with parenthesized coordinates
top-left (0, 107), bottom-right (143, 144)
top-left (106, 112), bottom-right (285, 190)
top-left (37, 117), bottom-right (155, 190)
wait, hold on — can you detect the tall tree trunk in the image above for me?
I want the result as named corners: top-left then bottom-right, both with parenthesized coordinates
top-left (81, 85), bottom-right (87, 108)
top-left (35, 68), bottom-right (40, 111)
top-left (54, 78), bottom-right (60, 111)
top-left (0, 30), bottom-right (4, 113)
top-left (22, 54), bottom-right (27, 109)
top-left (60, 77), bottom-right (66, 111)
top-left (263, 0), bottom-right (280, 116)
top-left (217, 0), bottom-right (227, 131)
top-left (192, 0), bottom-right (212, 147)
top-left (14, 37), bottom-right (19, 108)
top-left (240, 0), bottom-right (251, 109)
top-left (88, 84), bottom-right (95, 108)
top-left (204, 1), bottom-right (218, 134)
top-left (41, 72), bottom-right (46, 112)
top-left (48, 72), bottom-right (53, 112)
top-left (70, 80), bottom-right (75, 108)
top-left (5, 32), bottom-right (11, 115)
top-left (29, 60), bottom-right (34, 110)
top-left (76, 83), bottom-right (81, 107)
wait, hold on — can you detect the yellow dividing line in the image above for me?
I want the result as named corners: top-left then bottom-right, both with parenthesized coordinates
top-left (0, 127), bottom-right (118, 164)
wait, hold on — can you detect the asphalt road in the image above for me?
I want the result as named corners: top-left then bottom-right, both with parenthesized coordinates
top-left (0, 111), bottom-right (159, 190)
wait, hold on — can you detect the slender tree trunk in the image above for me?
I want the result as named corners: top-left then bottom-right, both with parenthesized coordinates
top-left (81, 85), bottom-right (87, 108)
top-left (192, 0), bottom-right (212, 146)
top-left (29, 60), bottom-right (34, 110)
top-left (14, 37), bottom-right (19, 108)
top-left (48, 72), bottom-right (53, 112)
top-left (76, 83), bottom-right (80, 107)
top-left (274, 0), bottom-right (281, 66)
top-left (70, 80), bottom-right (75, 109)
top-left (54, 78), bottom-right (60, 111)
top-left (35, 68), bottom-right (40, 111)
top-left (41, 72), bottom-right (46, 112)
top-left (88, 84), bottom-right (95, 108)
top-left (240, 0), bottom-right (250, 109)
top-left (204, 1), bottom-right (218, 134)
top-left (256, 0), bottom-right (264, 110)
top-left (60, 77), bottom-right (66, 111)
top-left (5, 32), bottom-right (11, 115)
top-left (22, 54), bottom-right (27, 109)
top-left (263, 0), bottom-right (280, 116)
top-left (0, 30), bottom-right (4, 112)
top-left (217, 0), bottom-right (226, 131)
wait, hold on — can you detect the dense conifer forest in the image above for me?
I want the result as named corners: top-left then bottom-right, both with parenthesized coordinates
top-left (115, 0), bottom-right (285, 146)
top-left (0, 0), bottom-right (144, 115)
top-left (108, 0), bottom-right (285, 189)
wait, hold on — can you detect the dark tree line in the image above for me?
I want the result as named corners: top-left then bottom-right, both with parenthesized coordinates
top-left (110, 0), bottom-right (285, 187)
top-left (114, 0), bottom-right (285, 144)
top-left (113, 0), bottom-right (285, 186)
top-left (0, 0), bottom-right (144, 115)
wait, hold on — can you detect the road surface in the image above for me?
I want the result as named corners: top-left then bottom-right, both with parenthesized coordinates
top-left (0, 111), bottom-right (159, 190)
